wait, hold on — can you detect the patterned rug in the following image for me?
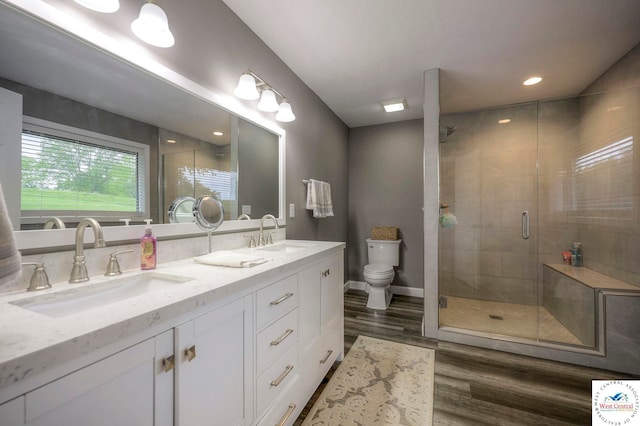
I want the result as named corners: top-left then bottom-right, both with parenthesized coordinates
top-left (302, 335), bottom-right (435, 426)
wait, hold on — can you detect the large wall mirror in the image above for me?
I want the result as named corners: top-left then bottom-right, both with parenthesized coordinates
top-left (0, 2), bottom-right (285, 249)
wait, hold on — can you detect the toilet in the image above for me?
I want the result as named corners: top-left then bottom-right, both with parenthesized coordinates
top-left (363, 238), bottom-right (401, 310)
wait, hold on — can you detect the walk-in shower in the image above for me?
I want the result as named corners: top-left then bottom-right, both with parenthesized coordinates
top-left (437, 86), bottom-right (640, 354)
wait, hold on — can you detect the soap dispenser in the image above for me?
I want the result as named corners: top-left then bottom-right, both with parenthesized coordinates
top-left (140, 219), bottom-right (157, 270)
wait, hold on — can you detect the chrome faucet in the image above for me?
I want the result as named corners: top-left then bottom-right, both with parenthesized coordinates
top-left (70, 218), bottom-right (106, 283)
top-left (258, 214), bottom-right (278, 246)
top-left (43, 217), bottom-right (66, 229)
top-left (237, 214), bottom-right (251, 220)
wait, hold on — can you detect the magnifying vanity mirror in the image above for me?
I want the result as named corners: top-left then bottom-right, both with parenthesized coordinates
top-left (193, 196), bottom-right (224, 253)
top-left (167, 197), bottom-right (196, 224)
top-left (0, 1), bottom-right (285, 250)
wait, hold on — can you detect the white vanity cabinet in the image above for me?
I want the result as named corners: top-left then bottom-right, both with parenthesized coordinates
top-left (174, 294), bottom-right (253, 426)
top-left (22, 332), bottom-right (172, 426)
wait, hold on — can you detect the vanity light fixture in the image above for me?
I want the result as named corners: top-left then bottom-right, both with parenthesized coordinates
top-left (257, 89), bottom-right (280, 112)
top-left (523, 76), bottom-right (542, 86)
top-left (382, 98), bottom-right (406, 113)
top-left (131, 2), bottom-right (175, 48)
top-left (235, 70), bottom-right (296, 122)
top-left (74, 0), bottom-right (120, 13)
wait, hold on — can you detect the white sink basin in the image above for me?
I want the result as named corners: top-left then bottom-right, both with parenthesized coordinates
top-left (11, 272), bottom-right (193, 318)
top-left (255, 241), bottom-right (317, 253)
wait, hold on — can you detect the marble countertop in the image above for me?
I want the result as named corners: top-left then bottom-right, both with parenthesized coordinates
top-left (0, 240), bottom-right (345, 399)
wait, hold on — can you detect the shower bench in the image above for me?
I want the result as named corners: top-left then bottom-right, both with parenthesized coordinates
top-left (543, 264), bottom-right (640, 348)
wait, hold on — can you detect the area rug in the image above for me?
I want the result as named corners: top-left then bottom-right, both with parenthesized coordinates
top-left (302, 335), bottom-right (435, 426)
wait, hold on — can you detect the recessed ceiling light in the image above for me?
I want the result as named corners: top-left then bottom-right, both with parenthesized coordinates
top-left (213, 131), bottom-right (224, 136)
top-left (498, 119), bottom-right (511, 124)
top-left (523, 76), bottom-right (542, 86)
top-left (382, 98), bottom-right (406, 113)
top-left (166, 139), bottom-right (176, 144)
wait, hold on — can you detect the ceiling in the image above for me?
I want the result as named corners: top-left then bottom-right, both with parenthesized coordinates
top-left (221, 0), bottom-right (640, 128)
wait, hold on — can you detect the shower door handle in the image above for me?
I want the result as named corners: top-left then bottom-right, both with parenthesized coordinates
top-left (522, 211), bottom-right (530, 240)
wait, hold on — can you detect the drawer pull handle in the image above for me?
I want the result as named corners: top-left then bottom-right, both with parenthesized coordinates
top-left (185, 345), bottom-right (196, 362)
top-left (162, 355), bottom-right (175, 372)
top-left (270, 292), bottom-right (294, 306)
top-left (271, 329), bottom-right (294, 346)
top-left (270, 364), bottom-right (294, 387)
top-left (275, 403), bottom-right (296, 426)
top-left (320, 350), bottom-right (333, 364)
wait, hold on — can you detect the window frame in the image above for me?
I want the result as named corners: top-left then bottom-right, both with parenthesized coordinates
top-left (21, 116), bottom-right (150, 226)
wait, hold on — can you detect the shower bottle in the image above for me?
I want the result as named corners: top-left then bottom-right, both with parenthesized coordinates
top-left (571, 242), bottom-right (583, 267)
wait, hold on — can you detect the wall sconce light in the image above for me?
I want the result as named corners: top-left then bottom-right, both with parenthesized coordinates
top-left (235, 71), bottom-right (296, 122)
top-left (74, 0), bottom-right (120, 13)
top-left (131, 2), bottom-right (175, 48)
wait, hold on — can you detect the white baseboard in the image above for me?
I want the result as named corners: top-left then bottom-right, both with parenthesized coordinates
top-left (344, 280), bottom-right (424, 298)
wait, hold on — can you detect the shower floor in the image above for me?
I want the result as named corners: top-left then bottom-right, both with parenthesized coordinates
top-left (439, 296), bottom-right (583, 346)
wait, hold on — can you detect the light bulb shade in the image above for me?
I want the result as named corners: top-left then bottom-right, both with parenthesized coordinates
top-left (234, 74), bottom-right (260, 100)
top-left (276, 100), bottom-right (296, 122)
top-left (131, 3), bottom-right (175, 48)
top-left (75, 0), bottom-right (120, 13)
top-left (257, 89), bottom-right (279, 112)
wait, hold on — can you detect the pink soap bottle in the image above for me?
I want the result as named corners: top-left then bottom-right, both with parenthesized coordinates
top-left (140, 219), bottom-right (157, 270)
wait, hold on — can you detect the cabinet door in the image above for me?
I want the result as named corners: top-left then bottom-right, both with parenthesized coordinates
top-left (25, 339), bottom-right (157, 426)
top-left (175, 295), bottom-right (253, 426)
top-left (298, 266), bottom-right (321, 358)
top-left (321, 256), bottom-right (343, 334)
top-left (0, 396), bottom-right (24, 426)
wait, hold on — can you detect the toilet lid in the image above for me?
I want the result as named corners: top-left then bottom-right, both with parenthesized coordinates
top-left (364, 264), bottom-right (394, 274)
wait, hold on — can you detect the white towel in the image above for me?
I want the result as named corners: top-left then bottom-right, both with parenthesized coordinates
top-left (194, 250), bottom-right (271, 268)
top-left (0, 183), bottom-right (21, 287)
top-left (306, 179), bottom-right (334, 218)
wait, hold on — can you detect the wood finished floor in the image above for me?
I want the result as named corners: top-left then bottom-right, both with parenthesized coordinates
top-left (295, 289), bottom-right (638, 425)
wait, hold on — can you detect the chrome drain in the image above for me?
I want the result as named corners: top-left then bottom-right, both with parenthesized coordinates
top-left (489, 315), bottom-right (504, 320)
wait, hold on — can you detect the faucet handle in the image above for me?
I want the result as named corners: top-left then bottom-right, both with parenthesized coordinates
top-left (244, 234), bottom-right (257, 248)
top-left (266, 232), bottom-right (274, 245)
top-left (21, 262), bottom-right (52, 292)
top-left (105, 249), bottom-right (134, 276)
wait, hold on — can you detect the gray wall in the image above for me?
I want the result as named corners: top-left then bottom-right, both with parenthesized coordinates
top-left (348, 119), bottom-right (424, 288)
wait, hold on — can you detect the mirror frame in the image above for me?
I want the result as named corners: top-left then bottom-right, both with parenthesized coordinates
top-left (6, 0), bottom-right (286, 251)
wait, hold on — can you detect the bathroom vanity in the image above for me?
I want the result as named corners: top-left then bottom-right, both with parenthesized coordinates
top-left (0, 240), bottom-right (345, 426)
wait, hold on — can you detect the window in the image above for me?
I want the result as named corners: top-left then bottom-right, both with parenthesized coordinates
top-left (21, 117), bottom-right (149, 224)
top-left (572, 136), bottom-right (634, 220)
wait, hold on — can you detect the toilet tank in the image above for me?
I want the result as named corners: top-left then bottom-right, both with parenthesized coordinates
top-left (366, 239), bottom-right (401, 266)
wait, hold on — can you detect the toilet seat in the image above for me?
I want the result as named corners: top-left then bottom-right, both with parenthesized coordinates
top-left (364, 264), bottom-right (394, 275)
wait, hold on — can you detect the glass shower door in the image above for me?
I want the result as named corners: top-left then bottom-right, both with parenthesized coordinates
top-left (438, 103), bottom-right (540, 341)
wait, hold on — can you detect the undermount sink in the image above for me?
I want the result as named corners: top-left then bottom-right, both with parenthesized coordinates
top-left (255, 241), bottom-right (317, 253)
top-left (10, 272), bottom-right (194, 318)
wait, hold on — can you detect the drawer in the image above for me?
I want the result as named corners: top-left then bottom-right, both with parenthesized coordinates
top-left (257, 308), bottom-right (298, 373)
top-left (256, 274), bottom-right (297, 329)
top-left (308, 329), bottom-right (342, 385)
top-left (256, 374), bottom-right (301, 426)
top-left (256, 343), bottom-right (297, 416)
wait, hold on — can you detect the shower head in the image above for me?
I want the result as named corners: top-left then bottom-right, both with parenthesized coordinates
top-left (439, 126), bottom-right (457, 143)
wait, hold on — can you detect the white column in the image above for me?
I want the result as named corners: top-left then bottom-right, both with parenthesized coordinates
top-left (422, 69), bottom-right (440, 339)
